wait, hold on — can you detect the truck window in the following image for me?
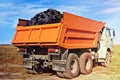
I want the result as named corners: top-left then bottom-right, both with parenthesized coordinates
top-left (106, 29), bottom-right (111, 37)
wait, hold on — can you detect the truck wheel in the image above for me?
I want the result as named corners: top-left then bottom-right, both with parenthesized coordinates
top-left (34, 64), bottom-right (43, 73)
top-left (56, 72), bottom-right (64, 78)
top-left (101, 51), bottom-right (111, 67)
top-left (79, 52), bottom-right (93, 75)
top-left (63, 53), bottom-right (80, 79)
top-left (26, 68), bottom-right (38, 74)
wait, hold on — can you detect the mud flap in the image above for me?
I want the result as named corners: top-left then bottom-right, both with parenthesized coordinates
top-left (52, 60), bottom-right (66, 72)
top-left (23, 58), bottom-right (32, 69)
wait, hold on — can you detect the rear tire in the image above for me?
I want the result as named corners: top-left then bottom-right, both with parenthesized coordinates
top-left (25, 68), bottom-right (38, 74)
top-left (56, 72), bottom-right (64, 78)
top-left (63, 53), bottom-right (80, 79)
top-left (79, 52), bottom-right (93, 75)
top-left (34, 64), bottom-right (43, 73)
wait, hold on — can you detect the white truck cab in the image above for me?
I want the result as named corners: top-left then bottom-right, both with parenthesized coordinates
top-left (98, 27), bottom-right (115, 66)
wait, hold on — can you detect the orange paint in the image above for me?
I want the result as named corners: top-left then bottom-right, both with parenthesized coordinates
top-left (12, 12), bottom-right (105, 49)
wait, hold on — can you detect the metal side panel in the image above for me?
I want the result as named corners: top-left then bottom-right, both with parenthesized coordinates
top-left (12, 23), bottom-right (61, 45)
top-left (59, 12), bottom-right (105, 49)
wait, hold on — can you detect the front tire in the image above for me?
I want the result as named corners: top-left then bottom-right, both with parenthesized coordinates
top-left (101, 51), bottom-right (111, 67)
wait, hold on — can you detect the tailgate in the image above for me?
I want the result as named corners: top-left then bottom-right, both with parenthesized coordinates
top-left (12, 23), bottom-right (61, 44)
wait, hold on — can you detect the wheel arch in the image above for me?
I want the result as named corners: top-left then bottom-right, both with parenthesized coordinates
top-left (107, 48), bottom-right (111, 53)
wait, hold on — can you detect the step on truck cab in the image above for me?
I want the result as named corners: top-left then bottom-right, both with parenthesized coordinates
top-left (12, 12), bottom-right (115, 79)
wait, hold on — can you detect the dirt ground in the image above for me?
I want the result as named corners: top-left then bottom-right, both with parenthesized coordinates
top-left (0, 45), bottom-right (120, 80)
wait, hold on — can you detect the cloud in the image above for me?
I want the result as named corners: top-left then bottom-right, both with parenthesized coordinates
top-left (104, 0), bottom-right (120, 6)
top-left (0, 11), bottom-right (16, 18)
top-left (0, 3), bottom-right (13, 7)
top-left (0, 1), bottom-right (87, 28)
top-left (99, 0), bottom-right (120, 14)
top-left (56, 5), bottom-right (87, 15)
top-left (100, 7), bottom-right (120, 14)
top-left (0, 2), bottom-right (49, 28)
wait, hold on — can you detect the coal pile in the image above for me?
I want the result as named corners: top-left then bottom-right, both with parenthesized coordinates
top-left (27, 9), bottom-right (63, 26)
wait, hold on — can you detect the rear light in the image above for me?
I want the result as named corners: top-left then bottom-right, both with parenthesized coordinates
top-left (18, 48), bottom-right (25, 52)
top-left (48, 48), bottom-right (59, 53)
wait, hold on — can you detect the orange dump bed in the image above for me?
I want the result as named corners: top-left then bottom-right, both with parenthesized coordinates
top-left (12, 12), bottom-right (105, 49)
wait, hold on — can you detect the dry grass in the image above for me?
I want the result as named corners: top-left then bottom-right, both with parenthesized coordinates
top-left (93, 45), bottom-right (120, 77)
top-left (108, 45), bottom-right (120, 73)
top-left (0, 45), bottom-right (120, 80)
top-left (0, 45), bottom-right (22, 64)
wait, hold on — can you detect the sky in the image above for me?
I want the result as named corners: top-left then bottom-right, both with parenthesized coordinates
top-left (0, 0), bottom-right (120, 44)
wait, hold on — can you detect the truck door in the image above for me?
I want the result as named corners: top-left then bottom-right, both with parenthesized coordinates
top-left (106, 28), bottom-right (113, 49)
top-left (98, 27), bottom-right (113, 59)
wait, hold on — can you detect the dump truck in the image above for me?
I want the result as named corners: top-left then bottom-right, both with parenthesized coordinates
top-left (12, 12), bottom-right (115, 79)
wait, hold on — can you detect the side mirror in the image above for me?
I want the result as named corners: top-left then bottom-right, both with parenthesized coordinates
top-left (113, 30), bottom-right (115, 37)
